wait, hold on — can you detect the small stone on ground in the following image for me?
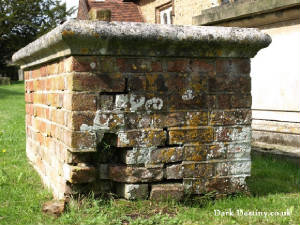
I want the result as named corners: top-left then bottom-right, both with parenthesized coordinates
top-left (42, 200), bottom-right (66, 217)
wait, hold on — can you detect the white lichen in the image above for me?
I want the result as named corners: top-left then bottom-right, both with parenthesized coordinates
top-left (145, 97), bottom-right (163, 110)
top-left (90, 62), bottom-right (96, 69)
top-left (129, 94), bottom-right (145, 112)
top-left (118, 132), bottom-right (130, 145)
top-left (80, 124), bottom-right (94, 132)
top-left (115, 94), bottom-right (128, 110)
top-left (182, 89), bottom-right (194, 100)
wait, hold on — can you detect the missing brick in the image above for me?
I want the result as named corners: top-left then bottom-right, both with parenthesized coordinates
top-left (96, 133), bottom-right (119, 163)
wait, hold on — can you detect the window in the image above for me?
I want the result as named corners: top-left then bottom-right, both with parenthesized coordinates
top-left (156, 1), bottom-right (173, 24)
top-left (160, 7), bottom-right (172, 24)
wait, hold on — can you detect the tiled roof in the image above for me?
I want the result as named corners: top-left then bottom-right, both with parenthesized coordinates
top-left (77, 0), bottom-right (144, 22)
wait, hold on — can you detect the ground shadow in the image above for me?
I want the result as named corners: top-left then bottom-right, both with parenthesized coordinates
top-left (0, 82), bottom-right (24, 99)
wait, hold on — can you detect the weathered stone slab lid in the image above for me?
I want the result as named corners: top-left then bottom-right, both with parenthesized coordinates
top-left (12, 19), bottom-right (271, 69)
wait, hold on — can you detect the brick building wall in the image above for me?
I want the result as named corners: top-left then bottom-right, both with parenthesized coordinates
top-left (13, 20), bottom-right (270, 200)
top-left (138, 0), bottom-right (219, 25)
top-left (77, 0), bottom-right (90, 20)
top-left (77, 0), bottom-right (144, 22)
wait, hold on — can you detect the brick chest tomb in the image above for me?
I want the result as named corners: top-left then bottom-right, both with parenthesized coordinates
top-left (12, 20), bottom-right (271, 200)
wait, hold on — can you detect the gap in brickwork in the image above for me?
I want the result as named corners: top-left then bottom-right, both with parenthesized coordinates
top-left (164, 161), bottom-right (183, 167)
top-left (163, 127), bottom-right (169, 146)
top-left (96, 133), bottom-right (129, 164)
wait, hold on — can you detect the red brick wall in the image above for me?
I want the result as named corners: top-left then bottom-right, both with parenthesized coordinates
top-left (24, 55), bottom-right (252, 199)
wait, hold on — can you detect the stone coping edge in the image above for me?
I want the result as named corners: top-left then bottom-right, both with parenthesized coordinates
top-left (12, 19), bottom-right (271, 69)
top-left (193, 0), bottom-right (300, 26)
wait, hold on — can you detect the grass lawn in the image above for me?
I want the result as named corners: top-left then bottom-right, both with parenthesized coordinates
top-left (0, 82), bottom-right (299, 225)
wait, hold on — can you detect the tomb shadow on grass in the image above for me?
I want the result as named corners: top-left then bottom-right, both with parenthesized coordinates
top-left (0, 81), bottom-right (24, 99)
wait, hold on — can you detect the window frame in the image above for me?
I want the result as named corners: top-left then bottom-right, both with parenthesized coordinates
top-left (155, 1), bottom-right (174, 24)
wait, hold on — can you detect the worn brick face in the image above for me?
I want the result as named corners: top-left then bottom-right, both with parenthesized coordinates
top-left (72, 73), bottom-right (126, 92)
top-left (24, 52), bottom-right (252, 200)
top-left (150, 184), bottom-right (184, 201)
top-left (168, 92), bottom-right (207, 111)
top-left (231, 94), bottom-right (252, 108)
top-left (166, 164), bottom-right (183, 180)
top-left (124, 112), bottom-right (153, 130)
top-left (108, 165), bottom-right (164, 183)
top-left (117, 129), bottom-right (166, 148)
top-left (183, 162), bottom-right (214, 178)
top-left (99, 94), bottom-right (115, 111)
top-left (183, 145), bottom-right (207, 161)
top-left (209, 110), bottom-right (251, 125)
top-left (167, 59), bottom-right (190, 72)
top-left (216, 59), bottom-right (250, 76)
top-left (64, 93), bottom-right (97, 111)
top-left (152, 111), bottom-right (208, 128)
top-left (70, 111), bottom-right (96, 131)
top-left (94, 112), bottom-right (125, 131)
top-left (117, 58), bottom-right (161, 73)
top-left (149, 147), bottom-right (183, 164)
top-left (63, 164), bottom-right (96, 184)
top-left (66, 131), bottom-right (97, 151)
top-left (214, 126), bottom-right (251, 142)
top-left (168, 127), bottom-right (214, 145)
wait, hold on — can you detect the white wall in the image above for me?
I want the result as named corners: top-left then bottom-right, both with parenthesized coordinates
top-left (251, 23), bottom-right (300, 123)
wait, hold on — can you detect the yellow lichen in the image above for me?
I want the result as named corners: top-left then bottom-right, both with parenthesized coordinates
top-left (80, 48), bottom-right (89, 54)
top-left (146, 74), bottom-right (158, 91)
top-left (140, 64), bottom-right (147, 70)
top-left (132, 64), bottom-right (137, 70)
top-left (62, 30), bottom-right (75, 36)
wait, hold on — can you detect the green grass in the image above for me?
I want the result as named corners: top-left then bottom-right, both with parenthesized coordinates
top-left (0, 82), bottom-right (299, 225)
